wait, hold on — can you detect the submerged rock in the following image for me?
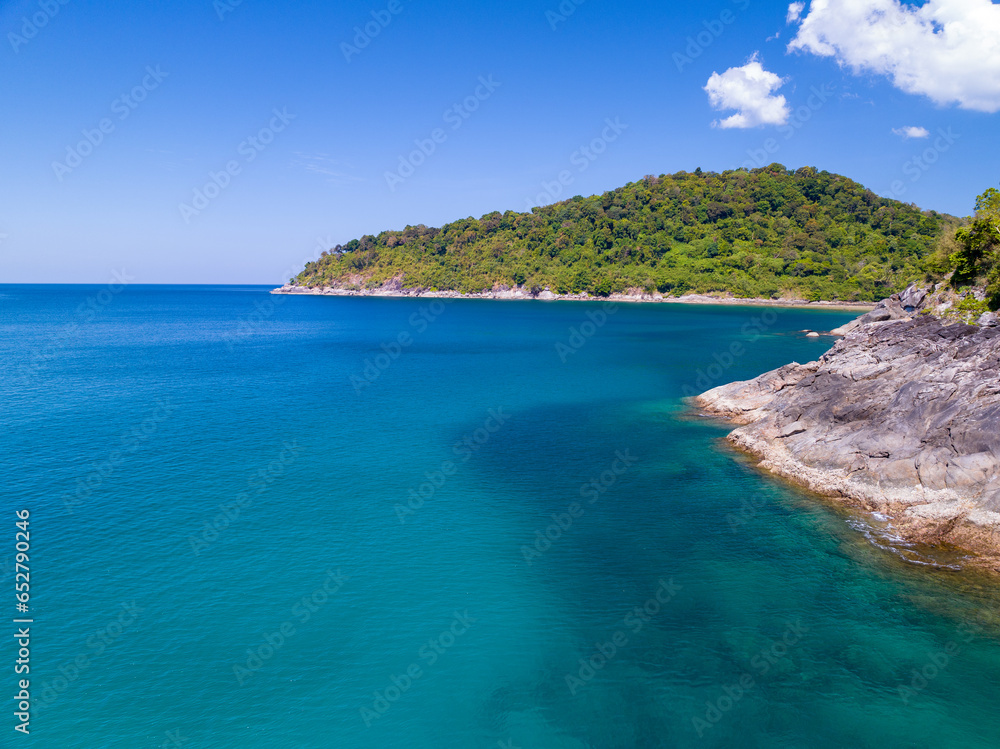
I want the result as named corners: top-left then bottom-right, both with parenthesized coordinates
top-left (698, 295), bottom-right (1000, 570)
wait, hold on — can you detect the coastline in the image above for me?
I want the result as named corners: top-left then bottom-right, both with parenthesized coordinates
top-left (694, 290), bottom-right (1000, 574)
top-left (270, 284), bottom-right (876, 311)
top-left (700, 411), bottom-right (1000, 573)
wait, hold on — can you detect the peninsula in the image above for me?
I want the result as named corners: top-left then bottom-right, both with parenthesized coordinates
top-left (277, 166), bottom-right (958, 304)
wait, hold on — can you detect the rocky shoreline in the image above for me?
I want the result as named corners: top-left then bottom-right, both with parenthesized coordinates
top-left (696, 286), bottom-right (1000, 572)
top-left (270, 283), bottom-right (875, 311)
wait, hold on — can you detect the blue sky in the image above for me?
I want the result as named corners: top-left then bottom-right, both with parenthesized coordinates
top-left (2, 0), bottom-right (998, 283)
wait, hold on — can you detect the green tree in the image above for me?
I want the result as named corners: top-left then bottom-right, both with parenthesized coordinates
top-left (951, 186), bottom-right (1000, 309)
top-left (290, 167), bottom-right (960, 303)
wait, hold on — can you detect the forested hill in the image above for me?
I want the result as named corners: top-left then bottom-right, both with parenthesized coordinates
top-left (293, 165), bottom-right (961, 302)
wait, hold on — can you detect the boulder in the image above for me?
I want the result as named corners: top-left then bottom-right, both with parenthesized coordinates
top-left (899, 284), bottom-right (927, 311)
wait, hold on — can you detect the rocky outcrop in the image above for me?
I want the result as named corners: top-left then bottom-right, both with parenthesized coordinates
top-left (271, 283), bottom-right (874, 310)
top-left (271, 282), bottom-right (599, 301)
top-left (697, 287), bottom-right (1000, 571)
top-left (829, 285), bottom-right (930, 335)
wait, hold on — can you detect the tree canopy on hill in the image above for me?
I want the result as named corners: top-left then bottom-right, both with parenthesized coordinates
top-left (945, 185), bottom-right (1000, 310)
top-left (293, 165), bottom-right (960, 302)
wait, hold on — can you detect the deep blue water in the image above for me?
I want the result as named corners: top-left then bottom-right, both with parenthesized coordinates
top-left (3, 285), bottom-right (1000, 749)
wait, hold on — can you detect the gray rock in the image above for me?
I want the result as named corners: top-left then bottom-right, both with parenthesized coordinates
top-left (831, 285), bottom-right (937, 336)
top-left (697, 303), bottom-right (1000, 564)
top-left (978, 312), bottom-right (998, 327)
top-left (830, 319), bottom-right (862, 336)
top-left (866, 306), bottom-right (893, 322)
top-left (899, 284), bottom-right (927, 311)
top-left (778, 421), bottom-right (809, 438)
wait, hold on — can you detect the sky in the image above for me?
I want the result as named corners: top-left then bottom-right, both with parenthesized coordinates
top-left (1, 0), bottom-right (999, 284)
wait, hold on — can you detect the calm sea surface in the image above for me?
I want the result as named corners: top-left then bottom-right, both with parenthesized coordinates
top-left (3, 285), bottom-right (1000, 748)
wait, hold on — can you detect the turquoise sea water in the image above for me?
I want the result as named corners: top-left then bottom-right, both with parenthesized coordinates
top-left (3, 285), bottom-right (1000, 749)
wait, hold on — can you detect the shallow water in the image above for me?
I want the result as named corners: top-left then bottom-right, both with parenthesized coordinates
top-left (3, 285), bottom-right (999, 748)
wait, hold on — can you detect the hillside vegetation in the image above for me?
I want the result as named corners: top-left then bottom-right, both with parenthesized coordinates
top-left (936, 185), bottom-right (1000, 310)
top-left (293, 165), bottom-right (962, 302)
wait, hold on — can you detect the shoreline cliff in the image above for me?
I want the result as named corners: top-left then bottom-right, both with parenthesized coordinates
top-left (696, 286), bottom-right (1000, 572)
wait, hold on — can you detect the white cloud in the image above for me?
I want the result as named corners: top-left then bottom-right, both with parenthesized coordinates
top-left (788, 0), bottom-right (1000, 112)
top-left (704, 55), bottom-right (791, 129)
top-left (292, 152), bottom-right (365, 183)
top-left (787, 2), bottom-right (805, 23)
top-left (892, 125), bottom-right (930, 139)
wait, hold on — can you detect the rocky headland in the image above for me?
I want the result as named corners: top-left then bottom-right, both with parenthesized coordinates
top-left (697, 285), bottom-right (1000, 571)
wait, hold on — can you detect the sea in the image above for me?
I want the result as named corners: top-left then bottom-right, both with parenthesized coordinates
top-left (2, 284), bottom-right (999, 748)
